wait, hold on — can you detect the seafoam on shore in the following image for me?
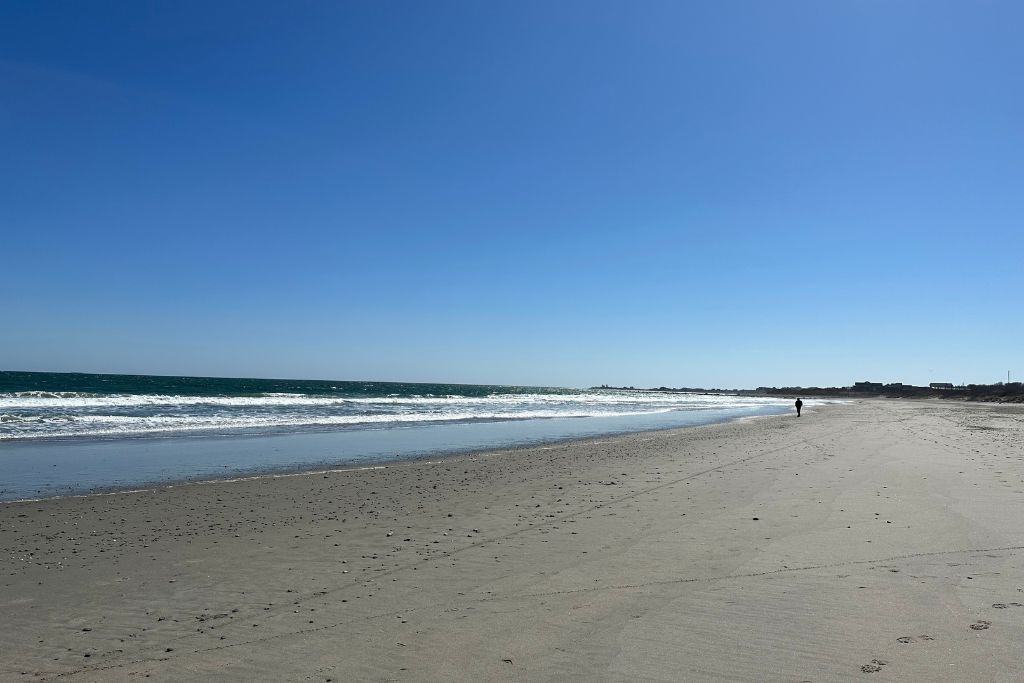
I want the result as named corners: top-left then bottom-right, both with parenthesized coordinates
top-left (0, 384), bottom-right (806, 441)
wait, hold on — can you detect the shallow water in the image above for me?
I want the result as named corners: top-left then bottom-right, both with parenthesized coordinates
top-left (0, 403), bottom-right (808, 501)
top-left (0, 371), bottom-right (829, 500)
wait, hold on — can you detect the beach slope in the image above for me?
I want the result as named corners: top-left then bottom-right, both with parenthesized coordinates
top-left (2, 400), bottom-right (1024, 680)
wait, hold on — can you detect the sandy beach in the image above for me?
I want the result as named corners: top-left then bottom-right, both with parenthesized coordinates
top-left (3, 399), bottom-right (1024, 681)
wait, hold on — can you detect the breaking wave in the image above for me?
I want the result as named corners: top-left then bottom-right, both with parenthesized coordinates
top-left (0, 382), bottom-right (821, 442)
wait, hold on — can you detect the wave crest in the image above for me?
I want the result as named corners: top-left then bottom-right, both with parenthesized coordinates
top-left (0, 388), bottom-right (833, 442)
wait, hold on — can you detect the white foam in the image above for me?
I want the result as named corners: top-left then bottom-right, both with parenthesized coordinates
top-left (0, 407), bottom-right (691, 440)
top-left (0, 390), bottom-right (792, 410)
top-left (0, 389), bottom-right (841, 441)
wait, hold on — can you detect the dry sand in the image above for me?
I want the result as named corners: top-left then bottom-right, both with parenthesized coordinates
top-left (2, 399), bottom-right (1024, 681)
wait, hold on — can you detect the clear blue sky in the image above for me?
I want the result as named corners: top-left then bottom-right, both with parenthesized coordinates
top-left (2, 1), bottom-right (1021, 388)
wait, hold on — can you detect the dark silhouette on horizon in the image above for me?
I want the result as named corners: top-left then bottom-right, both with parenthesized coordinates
top-left (795, 398), bottom-right (803, 417)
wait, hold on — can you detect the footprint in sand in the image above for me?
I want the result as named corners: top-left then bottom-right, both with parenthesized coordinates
top-left (896, 635), bottom-right (934, 644)
top-left (970, 620), bottom-right (991, 631)
top-left (861, 659), bottom-right (888, 673)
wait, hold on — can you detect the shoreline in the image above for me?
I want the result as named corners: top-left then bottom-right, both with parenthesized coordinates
top-left (5, 399), bottom-right (1022, 680)
top-left (0, 403), bottom-right (799, 503)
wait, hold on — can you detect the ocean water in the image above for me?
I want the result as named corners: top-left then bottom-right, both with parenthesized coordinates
top-left (0, 371), bottom-right (801, 442)
top-left (0, 372), bottom-right (826, 500)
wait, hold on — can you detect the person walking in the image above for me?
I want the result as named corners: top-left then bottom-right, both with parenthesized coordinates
top-left (795, 398), bottom-right (803, 417)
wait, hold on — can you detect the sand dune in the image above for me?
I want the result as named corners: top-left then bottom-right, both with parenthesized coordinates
top-left (2, 399), bottom-right (1024, 680)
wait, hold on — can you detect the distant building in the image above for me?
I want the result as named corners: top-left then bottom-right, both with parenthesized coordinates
top-left (853, 381), bottom-right (884, 391)
top-left (929, 382), bottom-right (954, 390)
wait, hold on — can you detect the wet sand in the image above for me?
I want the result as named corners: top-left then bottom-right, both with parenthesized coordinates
top-left (2, 399), bottom-right (1024, 680)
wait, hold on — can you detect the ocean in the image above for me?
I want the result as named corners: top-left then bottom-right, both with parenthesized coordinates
top-left (0, 371), bottom-right (821, 500)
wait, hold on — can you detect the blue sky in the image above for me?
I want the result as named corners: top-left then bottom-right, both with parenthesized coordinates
top-left (2, 1), bottom-right (1021, 388)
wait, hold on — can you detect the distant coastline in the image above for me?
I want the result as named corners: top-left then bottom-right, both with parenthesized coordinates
top-left (593, 382), bottom-right (1024, 403)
